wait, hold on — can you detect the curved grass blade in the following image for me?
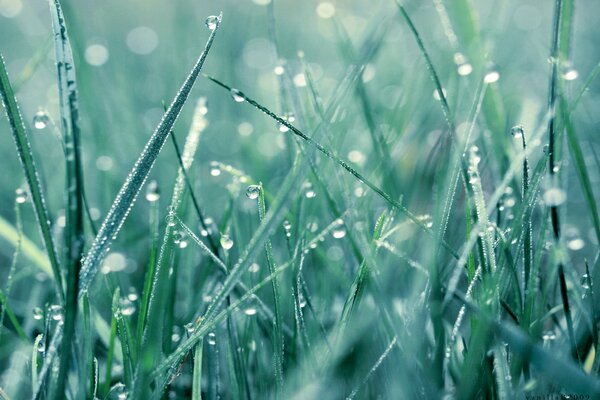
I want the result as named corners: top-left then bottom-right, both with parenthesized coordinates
top-left (0, 54), bottom-right (64, 300)
top-left (47, 1), bottom-right (86, 397)
top-left (78, 13), bottom-right (222, 297)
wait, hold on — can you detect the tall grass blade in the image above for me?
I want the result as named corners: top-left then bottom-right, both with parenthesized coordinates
top-left (0, 55), bottom-right (64, 300)
top-left (78, 13), bottom-right (222, 297)
top-left (47, 0), bottom-right (86, 397)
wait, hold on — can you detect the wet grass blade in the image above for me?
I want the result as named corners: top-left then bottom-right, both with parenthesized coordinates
top-left (47, 1), bottom-right (86, 397)
top-left (257, 184), bottom-right (284, 391)
top-left (0, 54), bottom-right (64, 300)
top-left (78, 13), bottom-right (222, 297)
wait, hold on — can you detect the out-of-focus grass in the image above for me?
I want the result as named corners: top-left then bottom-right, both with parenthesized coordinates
top-left (1, 0), bottom-right (600, 398)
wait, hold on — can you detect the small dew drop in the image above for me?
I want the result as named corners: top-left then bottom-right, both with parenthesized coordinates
top-left (37, 340), bottom-right (46, 353)
top-left (249, 263), bottom-right (260, 273)
top-left (245, 185), bottom-right (260, 199)
top-left (562, 61), bottom-right (579, 81)
top-left (119, 298), bottom-right (136, 316)
top-left (283, 220), bottom-right (292, 237)
top-left (220, 234), bottom-right (234, 250)
top-left (33, 110), bottom-right (49, 129)
top-left (511, 125), bottom-right (524, 139)
top-left (332, 220), bottom-right (346, 239)
top-left (33, 307), bottom-right (43, 320)
top-left (145, 180), bottom-right (160, 202)
top-left (207, 332), bottom-right (217, 345)
top-left (484, 67), bottom-right (500, 84)
top-left (244, 307), bottom-right (257, 316)
top-left (543, 187), bottom-right (566, 206)
top-left (127, 287), bottom-right (139, 302)
top-left (230, 88), bottom-right (245, 103)
top-left (205, 15), bottom-right (219, 30)
top-left (209, 161), bottom-right (222, 177)
top-left (185, 322), bottom-right (195, 334)
top-left (303, 181), bottom-right (316, 199)
top-left (15, 188), bottom-right (28, 204)
top-left (49, 304), bottom-right (63, 322)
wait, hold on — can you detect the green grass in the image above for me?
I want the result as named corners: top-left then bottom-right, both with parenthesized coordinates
top-left (1, 0), bottom-right (600, 398)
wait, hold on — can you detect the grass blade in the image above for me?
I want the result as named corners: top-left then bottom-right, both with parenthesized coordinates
top-left (47, 1), bottom-right (86, 397)
top-left (0, 54), bottom-right (64, 300)
top-left (78, 13), bottom-right (223, 297)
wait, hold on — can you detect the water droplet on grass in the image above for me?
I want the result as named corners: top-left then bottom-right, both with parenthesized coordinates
top-left (33, 307), bottom-right (43, 320)
top-left (562, 61), bottom-right (579, 81)
top-left (230, 88), bottom-right (245, 102)
top-left (332, 221), bottom-right (346, 239)
top-left (207, 332), bottom-right (217, 345)
top-left (205, 15), bottom-right (219, 30)
top-left (302, 182), bottom-right (316, 199)
top-left (283, 220), bottom-right (292, 237)
top-left (511, 125), bottom-right (524, 139)
top-left (33, 110), bottom-right (49, 129)
top-left (484, 66), bottom-right (500, 83)
top-left (220, 234), bottom-right (233, 250)
top-left (49, 304), bottom-right (63, 321)
top-left (249, 263), bottom-right (260, 273)
top-left (37, 340), bottom-right (46, 353)
top-left (244, 307), bottom-right (257, 316)
top-left (119, 298), bottom-right (136, 316)
top-left (209, 161), bottom-right (221, 176)
top-left (145, 180), bottom-right (160, 202)
top-left (246, 185), bottom-right (260, 199)
top-left (567, 238), bottom-right (585, 251)
top-left (15, 188), bottom-right (28, 204)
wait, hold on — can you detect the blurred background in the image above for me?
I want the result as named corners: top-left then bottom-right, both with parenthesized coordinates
top-left (1, 0), bottom-right (600, 397)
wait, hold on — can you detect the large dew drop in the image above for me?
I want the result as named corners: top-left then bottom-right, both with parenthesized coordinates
top-left (230, 88), bottom-right (245, 103)
top-left (543, 187), bottom-right (566, 206)
top-left (205, 15), bottom-right (219, 30)
top-left (245, 184), bottom-right (260, 199)
top-left (220, 234), bottom-right (234, 250)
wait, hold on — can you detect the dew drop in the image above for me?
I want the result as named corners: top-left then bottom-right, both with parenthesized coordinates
top-left (332, 220), bottom-right (346, 239)
top-left (283, 220), bottom-right (292, 237)
top-left (245, 185), bottom-right (260, 199)
top-left (37, 340), bottom-right (46, 353)
top-left (209, 161), bottom-right (222, 176)
top-left (205, 15), bottom-right (219, 30)
top-left (244, 307), bottom-right (257, 316)
top-left (185, 322), bottom-right (195, 334)
top-left (33, 307), bottom-right (43, 320)
top-left (15, 188), bottom-right (28, 204)
top-left (49, 304), bottom-right (63, 321)
top-left (220, 234), bottom-right (234, 250)
top-left (303, 182), bottom-right (316, 199)
top-left (127, 287), bottom-right (139, 302)
top-left (484, 67), bottom-right (500, 84)
top-left (230, 88), bottom-right (245, 103)
top-left (249, 263), bottom-right (260, 273)
top-left (207, 332), bottom-right (217, 345)
top-left (33, 110), bottom-right (49, 129)
top-left (145, 180), bottom-right (160, 202)
top-left (567, 238), bottom-right (585, 251)
top-left (119, 297), bottom-right (136, 316)
top-left (511, 125), bottom-right (524, 139)
top-left (562, 61), bottom-right (579, 81)
top-left (543, 187), bottom-right (566, 206)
